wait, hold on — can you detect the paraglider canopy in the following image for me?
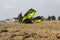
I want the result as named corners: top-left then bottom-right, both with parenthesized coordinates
top-left (24, 8), bottom-right (36, 16)
top-left (22, 8), bottom-right (36, 22)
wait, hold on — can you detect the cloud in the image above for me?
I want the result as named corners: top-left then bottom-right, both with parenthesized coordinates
top-left (0, 0), bottom-right (60, 20)
top-left (56, 0), bottom-right (60, 6)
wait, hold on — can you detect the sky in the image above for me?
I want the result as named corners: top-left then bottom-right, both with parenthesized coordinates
top-left (0, 0), bottom-right (60, 20)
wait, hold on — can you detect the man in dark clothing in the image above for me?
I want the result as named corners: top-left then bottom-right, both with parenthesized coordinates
top-left (18, 12), bottom-right (23, 22)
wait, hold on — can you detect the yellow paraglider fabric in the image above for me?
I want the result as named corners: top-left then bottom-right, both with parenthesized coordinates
top-left (34, 19), bottom-right (42, 23)
top-left (22, 12), bottom-right (35, 22)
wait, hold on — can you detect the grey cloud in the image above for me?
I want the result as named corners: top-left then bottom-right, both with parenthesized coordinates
top-left (0, 0), bottom-right (60, 20)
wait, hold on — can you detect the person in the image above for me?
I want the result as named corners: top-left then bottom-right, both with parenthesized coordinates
top-left (18, 12), bottom-right (23, 22)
